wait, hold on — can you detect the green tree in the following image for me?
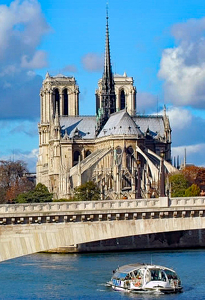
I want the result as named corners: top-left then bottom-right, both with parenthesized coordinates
top-left (73, 181), bottom-right (100, 201)
top-left (185, 184), bottom-right (200, 197)
top-left (16, 183), bottom-right (53, 203)
top-left (169, 173), bottom-right (189, 197)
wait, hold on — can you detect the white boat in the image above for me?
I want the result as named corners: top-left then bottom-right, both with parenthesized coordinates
top-left (107, 263), bottom-right (183, 294)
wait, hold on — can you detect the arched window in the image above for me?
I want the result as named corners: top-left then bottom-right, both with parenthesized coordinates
top-left (115, 147), bottom-right (122, 165)
top-left (73, 150), bottom-right (81, 166)
top-left (126, 146), bottom-right (134, 172)
top-left (85, 150), bottom-right (91, 157)
top-left (63, 89), bottom-right (68, 115)
top-left (54, 89), bottom-right (60, 115)
top-left (120, 90), bottom-right (125, 110)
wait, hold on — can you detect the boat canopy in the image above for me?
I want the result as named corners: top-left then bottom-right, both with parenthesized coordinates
top-left (112, 264), bottom-right (178, 280)
top-left (114, 264), bottom-right (144, 273)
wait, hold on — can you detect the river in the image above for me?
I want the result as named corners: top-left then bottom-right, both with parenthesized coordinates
top-left (0, 249), bottom-right (204, 299)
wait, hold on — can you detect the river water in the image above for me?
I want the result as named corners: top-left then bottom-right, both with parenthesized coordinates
top-left (0, 249), bottom-right (204, 299)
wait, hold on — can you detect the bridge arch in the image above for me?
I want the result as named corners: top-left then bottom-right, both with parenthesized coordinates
top-left (0, 197), bottom-right (205, 261)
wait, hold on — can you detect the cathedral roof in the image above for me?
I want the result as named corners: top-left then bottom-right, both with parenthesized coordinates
top-left (133, 115), bottom-right (165, 138)
top-left (60, 116), bottom-right (97, 139)
top-left (60, 112), bottom-right (165, 141)
top-left (97, 110), bottom-right (143, 138)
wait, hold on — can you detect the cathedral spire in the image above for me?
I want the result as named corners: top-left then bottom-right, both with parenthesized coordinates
top-left (96, 6), bottom-right (116, 134)
top-left (103, 5), bottom-right (113, 85)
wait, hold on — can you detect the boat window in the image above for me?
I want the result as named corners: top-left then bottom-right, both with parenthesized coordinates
top-left (150, 269), bottom-right (166, 281)
top-left (125, 273), bottom-right (132, 280)
top-left (133, 268), bottom-right (145, 279)
top-left (164, 270), bottom-right (178, 280)
top-left (112, 272), bottom-right (128, 280)
top-left (133, 269), bottom-right (140, 278)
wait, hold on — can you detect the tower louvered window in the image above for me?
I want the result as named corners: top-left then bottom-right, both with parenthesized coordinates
top-left (120, 89), bottom-right (125, 110)
top-left (54, 89), bottom-right (60, 115)
top-left (63, 89), bottom-right (68, 115)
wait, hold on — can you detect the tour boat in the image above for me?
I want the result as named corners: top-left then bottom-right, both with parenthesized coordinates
top-left (107, 263), bottom-right (183, 294)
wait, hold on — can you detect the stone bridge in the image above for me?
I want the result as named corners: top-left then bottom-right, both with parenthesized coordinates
top-left (0, 196), bottom-right (205, 262)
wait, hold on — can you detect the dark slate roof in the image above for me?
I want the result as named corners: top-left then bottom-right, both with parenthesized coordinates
top-left (133, 115), bottom-right (165, 138)
top-left (60, 116), bottom-right (97, 139)
top-left (59, 112), bottom-right (165, 141)
top-left (97, 110), bottom-right (143, 138)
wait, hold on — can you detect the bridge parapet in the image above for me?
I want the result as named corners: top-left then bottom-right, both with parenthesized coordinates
top-left (170, 197), bottom-right (205, 207)
top-left (0, 196), bottom-right (205, 216)
top-left (0, 198), bottom-right (160, 215)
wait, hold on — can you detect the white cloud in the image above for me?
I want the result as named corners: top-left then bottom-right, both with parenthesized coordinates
top-left (0, 148), bottom-right (38, 172)
top-left (0, 0), bottom-right (49, 59)
top-left (137, 92), bottom-right (158, 114)
top-left (172, 143), bottom-right (205, 167)
top-left (61, 64), bottom-right (78, 73)
top-left (155, 106), bottom-right (205, 166)
top-left (166, 107), bottom-right (192, 130)
top-left (0, 65), bottom-right (19, 77)
top-left (158, 17), bottom-right (205, 109)
top-left (21, 50), bottom-right (48, 69)
top-left (0, 0), bottom-right (50, 119)
top-left (82, 53), bottom-right (104, 72)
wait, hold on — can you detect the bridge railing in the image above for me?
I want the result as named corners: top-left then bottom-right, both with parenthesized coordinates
top-left (170, 197), bottom-right (205, 206)
top-left (0, 196), bottom-right (205, 215)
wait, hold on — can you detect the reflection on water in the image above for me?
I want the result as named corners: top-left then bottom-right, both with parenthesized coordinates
top-left (0, 250), bottom-right (204, 299)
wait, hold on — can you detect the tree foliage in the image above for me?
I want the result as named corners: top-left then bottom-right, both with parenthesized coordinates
top-left (73, 181), bottom-right (100, 201)
top-left (0, 160), bottom-right (34, 203)
top-left (184, 184), bottom-right (200, 197)
top-left (169, 173), bottom-right (189, 197)
top-left (169, 167), bottom-right (204, 197)
top-left (182, 166), bottom-right (205, 190)
top-left (15, 183), bottom-right (53, 203)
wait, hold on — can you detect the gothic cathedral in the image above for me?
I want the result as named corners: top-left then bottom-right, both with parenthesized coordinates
top-left (37, 14), bottom-right (175, 200)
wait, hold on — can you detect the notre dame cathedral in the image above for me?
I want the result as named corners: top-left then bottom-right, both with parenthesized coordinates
top-left (36, 14), bottom-right (176, 200)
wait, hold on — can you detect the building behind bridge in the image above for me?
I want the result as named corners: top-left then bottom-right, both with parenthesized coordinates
top-left (36, 13), bottom-right (176, 200)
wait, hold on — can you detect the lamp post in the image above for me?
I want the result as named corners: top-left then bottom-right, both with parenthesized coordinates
top-left (137, 158), bottom-right (141, 199)
top-left (159, 152), bottom-right (165, 197)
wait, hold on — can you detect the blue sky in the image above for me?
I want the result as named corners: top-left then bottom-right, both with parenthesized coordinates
top-left (1, 0), bottom-right (205, 171)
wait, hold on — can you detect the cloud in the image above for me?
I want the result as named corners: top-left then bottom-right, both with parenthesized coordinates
top-left (0, 0), bottom-right (50, 60)
top-left (172, 143), bottom-right (205, 167)
top-left (0, 72), bottom-right (42, 119)
top-left (0, 148), bottom-right (38, 172)
top-left (171, 18), bottom-right (205, 43)
top-left (0, 0), bottom-right (50, 120)
top-left (159, 106), bottom-right (205, 165)
top-left (163, 107), bottom-right (205, 146)
top-left (21, 50), bottom-right (48, 69)
top-left (137, 92), bottom-right (158, 114)
top-left (9, 121), bottom-right (38, 137)
top-left (82, 53), bottom-right (104, 72)
top-left (61, 64), bottom-right (78, 73)
top-left (166, 107), bottom-right (192, 130)
top-left (158, 17), bottom-right (205, 109)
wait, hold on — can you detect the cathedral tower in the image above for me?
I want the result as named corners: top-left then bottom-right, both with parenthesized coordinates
top-left (40, 73), bottom-right (79, 124)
